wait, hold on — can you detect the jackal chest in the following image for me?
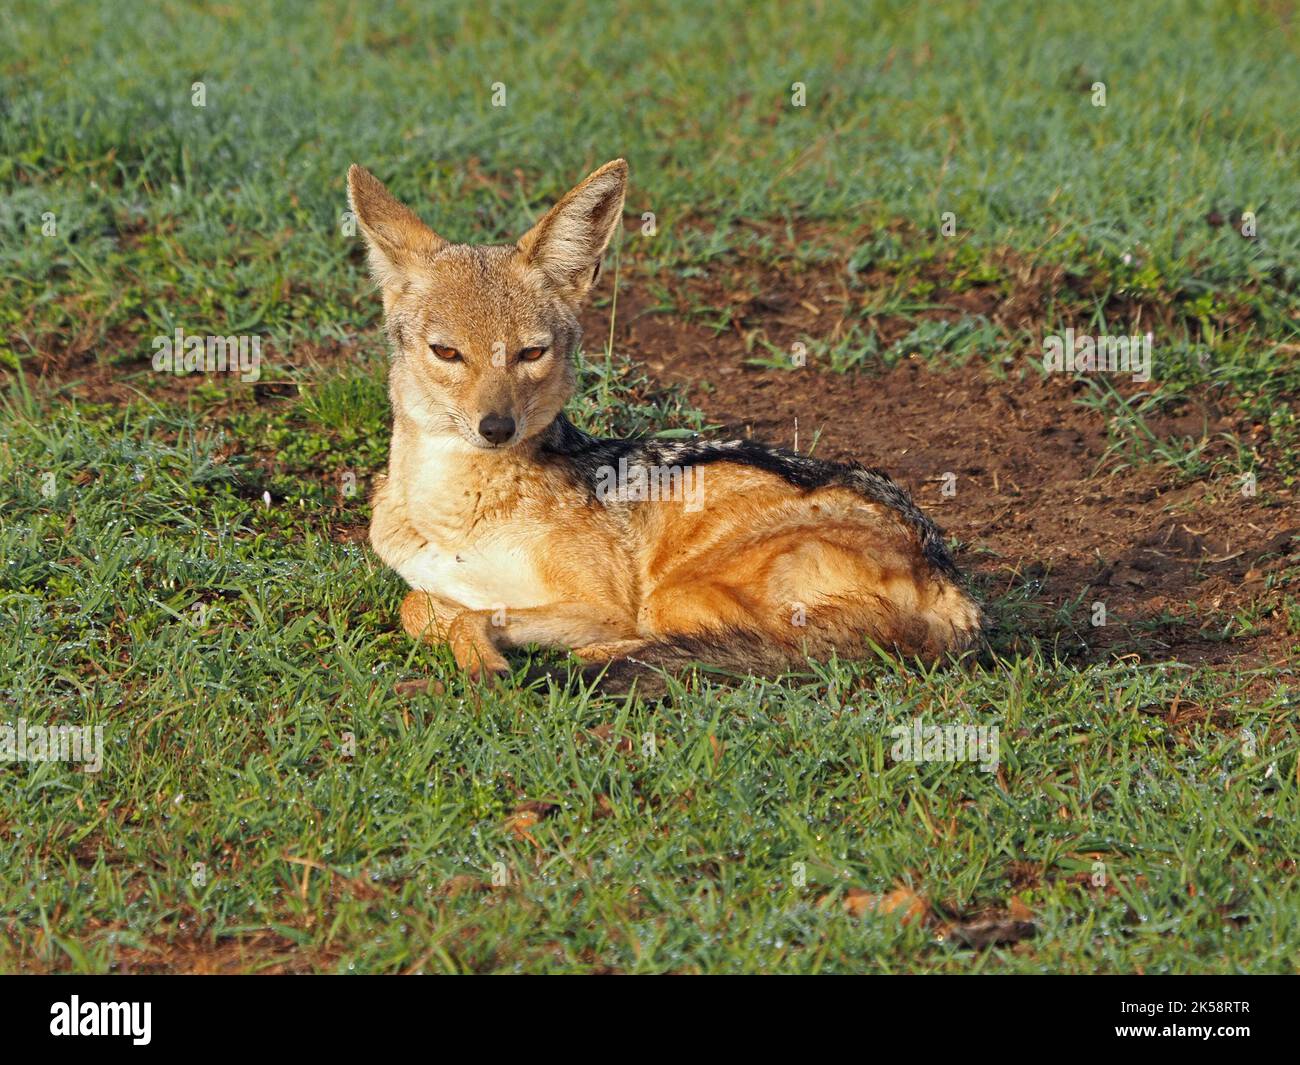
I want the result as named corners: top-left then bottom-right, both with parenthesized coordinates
top-left (377, 431), bottom-right (630, 610)
top-left (386, 452), bottom-right (568, 610)
top-left (395, 479), bottom-right (557, 609)
top-left (396, 525), bottom-right (554, 610)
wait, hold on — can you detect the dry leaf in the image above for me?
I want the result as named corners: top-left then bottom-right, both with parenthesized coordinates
top-left (395, 678), bottom-right (445, 697)
top-left (842, 885), bottom-right (928, 924)
top-left (941, 915), bottom-right (1037, 949)
top-left (440, 875), bottom-right (489, 898)
top-left (506, 800), bottom-right (558, 839)
top-left (1008, 895), bottom-right (1035, 921)
top-left (506, 810), bottom-right (540, 839)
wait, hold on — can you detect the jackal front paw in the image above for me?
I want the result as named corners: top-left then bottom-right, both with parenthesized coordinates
top-left (446, 614), bottom-right (509, 681)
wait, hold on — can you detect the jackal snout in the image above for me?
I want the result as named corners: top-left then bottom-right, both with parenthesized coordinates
top-left (346, 158), bottom-right (628, 450)
top-left (477, 412), bottom-right (516, 446)
top-left (458, 359), bottom-right (544, 448)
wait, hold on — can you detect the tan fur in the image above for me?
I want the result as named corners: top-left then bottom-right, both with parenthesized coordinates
top-left (349, 159), bottom-right (982, 685)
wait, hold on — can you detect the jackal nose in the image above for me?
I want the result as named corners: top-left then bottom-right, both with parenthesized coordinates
top-left (478, 413), bottom-right (516, 445)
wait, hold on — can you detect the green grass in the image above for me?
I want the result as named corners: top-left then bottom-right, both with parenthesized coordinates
top-left (1, 0), bottom-right (1298, 972)
top-left (3, 0), bottom-right (1299, 370)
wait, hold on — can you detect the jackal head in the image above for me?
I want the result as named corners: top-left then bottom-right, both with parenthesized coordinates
top-left (347, 159), bottom-right (627, 450)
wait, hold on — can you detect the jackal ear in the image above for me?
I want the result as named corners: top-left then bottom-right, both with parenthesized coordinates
top-left (347, 165), bottom-right (445, 292)
top-left (518, 158), bottom-right (627, 302)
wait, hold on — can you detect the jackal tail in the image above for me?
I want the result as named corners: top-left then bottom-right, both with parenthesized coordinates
top-left (565, 590), bottom-right (985, 697)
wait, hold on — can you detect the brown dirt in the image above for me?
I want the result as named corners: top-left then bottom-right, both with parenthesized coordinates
top-left (18, 325), bottom-right (342, 411)
top-left (9, 925), bottom-right (337, 974)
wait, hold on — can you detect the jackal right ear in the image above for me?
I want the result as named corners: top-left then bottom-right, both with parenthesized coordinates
top-left (347, 165), bottom-right (445, 291)
top-left (518, 158), bottom-right (627, 303)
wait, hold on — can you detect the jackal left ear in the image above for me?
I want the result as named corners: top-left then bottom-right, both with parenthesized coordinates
top-left (518, 158), bottom-right (627, 302)
top-left (347, 164), bottom-right (445, 293)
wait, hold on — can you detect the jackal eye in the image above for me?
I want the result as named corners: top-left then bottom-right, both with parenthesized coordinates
top-left (429, 344), bottom-right (462, 362)
top-left (518, 346), bottom-right (547, 362)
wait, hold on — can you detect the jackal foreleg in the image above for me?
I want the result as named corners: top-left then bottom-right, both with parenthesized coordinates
top-left (400, 591), bottom-right (635, 680)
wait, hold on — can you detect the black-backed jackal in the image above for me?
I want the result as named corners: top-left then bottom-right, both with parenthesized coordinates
top-left (349, 159), bottom-right (982, 688)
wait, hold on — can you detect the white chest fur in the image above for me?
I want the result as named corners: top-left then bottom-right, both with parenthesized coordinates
top-left (395, 533), bottom-right (552, 610)
top-left (391, 434), bottom-right (555, 611)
